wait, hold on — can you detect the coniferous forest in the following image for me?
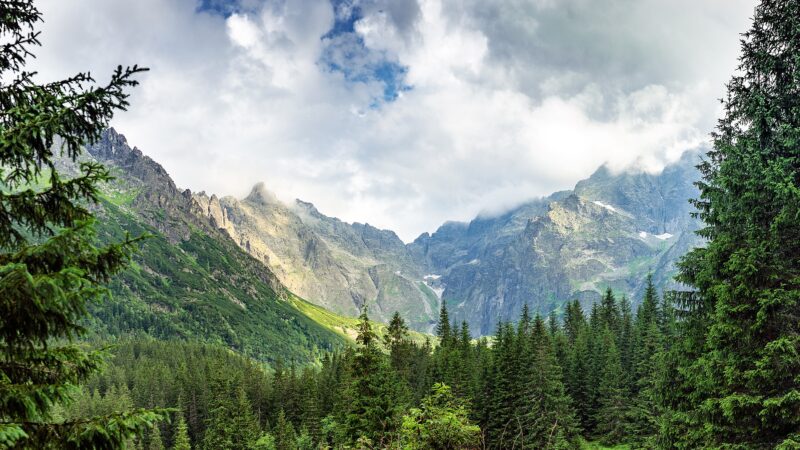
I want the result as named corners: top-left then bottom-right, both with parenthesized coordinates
top-left (2, 0), bottom-right (800, 448)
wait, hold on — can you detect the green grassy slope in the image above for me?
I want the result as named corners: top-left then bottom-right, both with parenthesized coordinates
top-left (286, 293), bottom-right (432, 346)
top-left (87, 198), bottom-right (349, 364)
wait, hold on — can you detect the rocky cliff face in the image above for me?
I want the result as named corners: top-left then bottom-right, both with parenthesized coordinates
top-left (410, 152), bottom-right (703, 334)
top-left (75, 129), bottom-right (348, 363)
top-left (192, 183), bottom-right (440, 331)
top-left (93, 127), bottom-right (704, 336)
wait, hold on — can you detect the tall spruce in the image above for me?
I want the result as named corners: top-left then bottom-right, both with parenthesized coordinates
top-left (670, 0), bottom-right (800, 447)
top-left (593, 327), bottom-right (628, 445)
top-left (435, 301), bottom-right (452, 345)
top-left (172, 414), bottom-right (191, 450)
top-left (628, 275), bottom-right (663, 446)
top-left (0, 1), bottom-right (164, 447)
top-left (521, 315), bottom-right (579, 449)
top-left (344, 307), bottom-right (407, 446)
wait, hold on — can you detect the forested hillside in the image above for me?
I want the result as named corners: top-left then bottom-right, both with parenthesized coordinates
top-left (70, 278), bottom-right (671, 449)
top-left (77, 129), bottom-right (348, 364)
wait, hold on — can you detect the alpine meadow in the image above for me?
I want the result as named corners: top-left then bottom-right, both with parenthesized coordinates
top-left (1, 0), bottom-right (799, 449)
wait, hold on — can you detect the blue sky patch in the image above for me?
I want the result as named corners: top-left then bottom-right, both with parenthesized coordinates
top-left (321, 0), bottom-right (411, 104)
top-left (198, 0), bottom-right (411, 104)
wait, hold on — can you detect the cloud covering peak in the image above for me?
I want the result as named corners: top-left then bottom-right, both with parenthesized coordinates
top-left (32, 0), bottom-right (755, 241)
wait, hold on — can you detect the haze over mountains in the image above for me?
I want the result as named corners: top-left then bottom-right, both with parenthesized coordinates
top-left (95, 128), bottom-right (702, 336)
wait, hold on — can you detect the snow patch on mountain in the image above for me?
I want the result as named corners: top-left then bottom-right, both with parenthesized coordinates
top-left (592, 200), bottom-right (618, 213)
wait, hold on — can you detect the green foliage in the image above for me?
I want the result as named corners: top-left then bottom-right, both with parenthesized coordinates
top-left (593, 328), bottom-right (627, 445)
top-left (0, 1), bottom-right (168, 447)
top-left (400, 383), bottom-right (480, 450)
top-left (200, 371), bottom-right (260, 449)
top-left (149, 424), bottom-right (164, 450)
top-left (343, 307), bottom-right (409, 446)
top-left (253, 433), bottom-right (276, 450)
top-left (273, 410), bottom-right (297, 450)
top-left (89, 204), bottom-right (347, 365)
top-left (665, 0), bottom-right (800, 447)
top-left (172, 415), bottom-right (191, 450)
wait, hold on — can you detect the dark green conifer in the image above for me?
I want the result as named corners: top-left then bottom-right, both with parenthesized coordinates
top-left (0, 2), bottom-right (164, 447)
top-left (344, 307), bottom-right (408, 446)
top-left (172, 414), bottom-right (191, 450)
top-left (435, 302), bottom-right (452, 345)
top-left (593, 327), bottom-right (627, 445)
top-left (666, 1), bottom-right (800, 446)
top-left (273, 410), bottom-right (297, 450)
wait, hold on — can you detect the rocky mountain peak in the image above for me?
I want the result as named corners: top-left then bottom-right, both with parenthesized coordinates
top-left (293, 199), bottom-right (323, 218)
top-left (246, 182), bottom-right (280, 205)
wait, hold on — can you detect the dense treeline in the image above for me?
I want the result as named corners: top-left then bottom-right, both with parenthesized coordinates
top-left (71, 276), bottom-right (674, 449)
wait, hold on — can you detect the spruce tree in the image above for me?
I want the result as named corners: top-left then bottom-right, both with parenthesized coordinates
top-left (435, 301), bottom-right (452, 345)
top-left (0, 1), bottom-right (163, 447)
top-left (172, 415), bottom-right (191, 450)
top-left (344, 307), bottom-right (407, 446)
top-left (400, 383), bottom-right (481, 450)
top-left (148, 425), bottom-right (164, 450)
top-left (599, 288), bottom-right (620, 333)
top-left (297, 368), bottom-right (320, 444)
top-left (484, 322), bottom-right (521, 448)
top-left (202, 373), bottom-right (259, 450)
top-left (385, 311), bottom-right (408, 347)
top-left (628, 276), bottom-right (663, 446)
top-left (672, 0), bottom-right (800, 447)
top-left (593, 327), bottom-right (628, 445)
top-left (521, 315), bottom-right (579, 449)
top-left (617, 295), bottom-right (635, 391)
top-left (273, 410), bottom-right (297, 450)
top-left (563, 299), bottom-right (586, 343)
top-left (565, 325), bottom-right (592, 430)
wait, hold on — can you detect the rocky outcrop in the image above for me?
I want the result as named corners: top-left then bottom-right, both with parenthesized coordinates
top-left (410, 152), bottom-right (703, 335)
top-left (190, 183), bottom-right (439, 331)
top-left (89, 128), bottom-right (704, 336)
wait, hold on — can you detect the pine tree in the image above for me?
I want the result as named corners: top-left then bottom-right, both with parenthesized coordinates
top-left (593, 327), bottom-right (627, 445)
top-left (172, 414), bottom-right (192, 450)
top-left (669, 0), bottom-right (800, 447)
top-left (273, 410), bottom-right (297, 450)
top-left (435, 301), bottom-right (452, 345)
top-left (0, 2), bottom-right (163, 447)
top-left (520, 315), bottom-right (580, 449)
top-left (344, 306), bottom-right (408, 446)
top-left (400, 383), bottom-right (481, 450)
top-left (149, 425), bottom-right (164, 450)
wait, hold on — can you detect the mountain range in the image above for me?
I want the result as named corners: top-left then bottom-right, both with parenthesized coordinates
top-left (186, 133), bottom-right (702, 335)
top-left (84, 128), bottom-right (703, 343)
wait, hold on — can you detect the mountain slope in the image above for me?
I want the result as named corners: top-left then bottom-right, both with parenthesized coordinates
top-left (192, 185), bottom-right (439, 331)
top-left (90, 127), bottom-right (704, 338)
top-left (77, 129), bottom-right (349, 363)
top-left (189, 146), bottom-right (703, 336)
top-left (410, 152), bottom-right (703, 334)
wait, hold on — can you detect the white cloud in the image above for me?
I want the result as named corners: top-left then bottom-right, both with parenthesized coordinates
top-left (30, 0), bottom-right (755, 241)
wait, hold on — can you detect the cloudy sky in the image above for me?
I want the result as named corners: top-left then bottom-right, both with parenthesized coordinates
top-left (33, 0), bottom-right (755, 241)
